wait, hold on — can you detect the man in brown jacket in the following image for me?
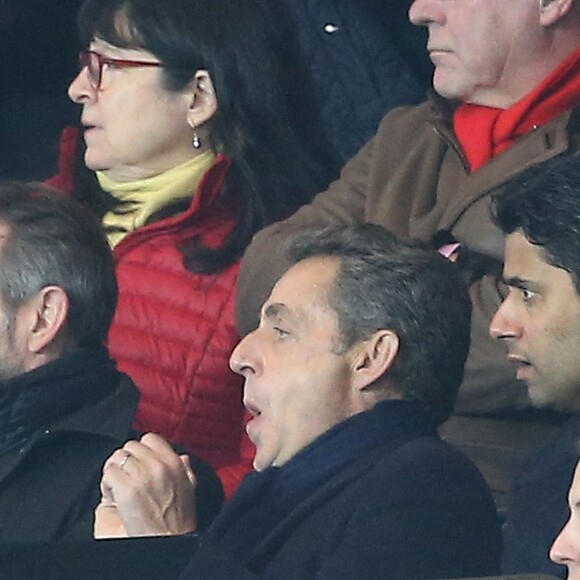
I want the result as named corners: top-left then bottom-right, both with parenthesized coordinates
top-left (236, 0), bottom-right (580, 500)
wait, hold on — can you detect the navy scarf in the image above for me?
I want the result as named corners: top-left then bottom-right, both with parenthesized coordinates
top-left (207, 399), bottom-right (436, 559)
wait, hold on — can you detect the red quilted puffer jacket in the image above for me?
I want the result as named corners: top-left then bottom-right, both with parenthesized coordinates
top-left (50, 128), bottom-right (253, 497)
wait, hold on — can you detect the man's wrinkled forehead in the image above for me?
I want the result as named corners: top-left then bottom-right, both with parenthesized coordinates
top-left (263, 257), bottom-right (339, 324)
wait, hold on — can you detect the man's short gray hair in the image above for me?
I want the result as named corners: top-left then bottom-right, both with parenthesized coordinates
top-left (0, 182), bottom-right (118, 348)
top-left (283, 223), bottom-right (472, 425)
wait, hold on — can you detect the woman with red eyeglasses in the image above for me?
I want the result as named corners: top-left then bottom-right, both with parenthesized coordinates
top-left (51, 0), bottom-right (338, 499)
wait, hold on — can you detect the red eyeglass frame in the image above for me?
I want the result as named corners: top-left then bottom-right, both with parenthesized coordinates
top-left (78, 50), bottom-right (163, 90)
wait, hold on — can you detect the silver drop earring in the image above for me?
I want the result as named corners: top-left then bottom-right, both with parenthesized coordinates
top-left (192, 131), bottom-right (202, 149)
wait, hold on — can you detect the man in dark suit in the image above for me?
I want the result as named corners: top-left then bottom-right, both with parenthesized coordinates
top-left (490, 153), bottom-right (580, 578)
top-left (0, 182), bottom-right (222, 542)
top-left (100, 223), bottom-right (501, 579)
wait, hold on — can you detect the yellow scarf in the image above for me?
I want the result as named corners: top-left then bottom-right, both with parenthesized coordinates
top-left (97, 151), bottom-right (216, 248)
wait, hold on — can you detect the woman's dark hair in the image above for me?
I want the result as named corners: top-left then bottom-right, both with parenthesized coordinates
top-left (77, 0), bottom-right (339, 273)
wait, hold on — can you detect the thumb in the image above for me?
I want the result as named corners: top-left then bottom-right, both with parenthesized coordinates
top-left (179, 454), bottom-right (197, 487)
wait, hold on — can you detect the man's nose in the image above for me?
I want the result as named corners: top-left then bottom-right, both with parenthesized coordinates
top-left (550, 519), bottom-right (576, 568)
top-left (229, 332), bottom-right (258, 377)
top-left (489, 297), bottom-right (519, 341)
top-left (408, 0), bottom-right (442, 27)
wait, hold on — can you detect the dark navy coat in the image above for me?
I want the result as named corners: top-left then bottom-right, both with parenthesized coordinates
top-left (181, 400), bottom-right (502, 579)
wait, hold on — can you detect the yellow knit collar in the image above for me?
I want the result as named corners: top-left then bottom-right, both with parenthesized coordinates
top-left (98, 151), bottom-right (216, 248)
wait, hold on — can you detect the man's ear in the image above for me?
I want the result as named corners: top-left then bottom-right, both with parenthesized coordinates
top-left (24, 286), bottom-right (70, 355)
top-left (185, 70), bottom-right (218, 129)
top-left (539, 0), bottom-right (575, 26)
top-left (349, 329), bottom-right (399, 392)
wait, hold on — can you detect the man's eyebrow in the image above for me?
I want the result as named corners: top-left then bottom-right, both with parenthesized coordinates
top-left (263, 302), bottom-right (299, 325)
top-left (502, 275), bottom-right (533, 288)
